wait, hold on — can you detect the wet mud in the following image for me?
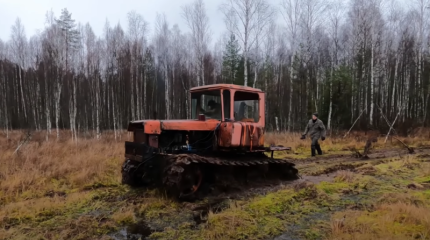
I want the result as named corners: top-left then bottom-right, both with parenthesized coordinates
top-left (110, 221), bottom-right (153, 240)
top-left (112, 146), bottom-right (430, 240)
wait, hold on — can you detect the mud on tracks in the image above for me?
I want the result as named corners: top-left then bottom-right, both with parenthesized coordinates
top-left (171, 146), bottom-right (430, 202)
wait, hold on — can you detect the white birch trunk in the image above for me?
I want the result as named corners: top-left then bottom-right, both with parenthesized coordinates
top-left (327, 66), bottom-right (333, 130)
top-left (391, 57), bottom-right (398, 115)
top-left (1, 65), bottom-right (8, 139)
top-left (370, 42), bottom-right (374, 126)
top-left (164, 65), bottom-right (170, 119)
top-left (35, 77), bottom-right (42, 130)
top-left (130, 55), bottom-right (136, 121)
top-left (18, 67), bottom-right (27, 121)
top-left (288, 54), bottom-right (293, 132)
top-left (44, 66), bottom-right (51, 140)
top-left (136, 61), bottom-right (141, 119)
top-left (201, 55), bottom-right (205, 86)
top-left (244, 31), bottom-right (248, 86)
top-left (55, 72), bottom-right (63, 141)
top-left (418, 51), bottom-right (423, 117)
top-left (143, 66), bottom-right (147, 119)
top-left (112, 84), bottom-right (118, 140)
top-left (96, 77), bottom-right (101, 139)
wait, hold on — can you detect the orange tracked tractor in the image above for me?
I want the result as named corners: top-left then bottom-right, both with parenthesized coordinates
top-left (122, 84), bottom-right (299, 200)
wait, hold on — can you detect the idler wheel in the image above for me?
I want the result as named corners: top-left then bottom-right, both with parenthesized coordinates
top-left (177, 164), bottom-right (203, 199)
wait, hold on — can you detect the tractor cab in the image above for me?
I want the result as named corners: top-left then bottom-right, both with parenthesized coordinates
top-left (190, 84), bottom-right (264, 126)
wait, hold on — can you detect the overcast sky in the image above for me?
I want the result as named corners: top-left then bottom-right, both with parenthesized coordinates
top-left (0, 0), bottom-right (238, 44)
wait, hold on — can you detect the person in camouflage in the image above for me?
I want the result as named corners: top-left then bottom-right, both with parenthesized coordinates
top-left (300, 112), bottom-right (326, 157)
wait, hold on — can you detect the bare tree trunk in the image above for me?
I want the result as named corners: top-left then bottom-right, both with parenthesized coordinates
top-left (44, 64), bottom-right (51, 141)
top-left (18, 66), bottom-right (27, 122)
top-left (164, 65), bottom-right (170, 119)
top-left (55, 71), bottom-right (63, 141)
top-left (0, 64), bottom-right (9, 139)
top-left (143, 65), bottom-right (147, 118)
top-left (328, 66), bottom-right (333, 130)
top-left (96, 77), bottom-right (101, 139)
top-left (370, 42), bottom-right (374, 126)
top-left (244, 39), bottom-right (248, 86)
top-left (391, 57), bottom-right (398, 116)
top-left (130, 55), bottom-right (136, 121)
top-left (288, 55), bottom-right (293, 132)
top-left (135, 58), bottom-right (141, 119)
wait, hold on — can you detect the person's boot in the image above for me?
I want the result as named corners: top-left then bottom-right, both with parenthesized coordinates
top-left (316, 144), bottom-right (323, 155)
top-left (311, 146), bottom-right (316, 157)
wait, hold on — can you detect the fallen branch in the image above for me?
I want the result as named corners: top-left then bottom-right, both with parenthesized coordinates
top-left (376, 104), bottom-right (397, 136)
top-left (343, 108), bottom-right (366, 139)
top-left (350, 136), bottom-right (377, 159)
top-left (350, 147), bottom-right (363, 158)
top-left (363, 137), bottom-right (378, 157)
top-left (384, 106), bottom-right (403, 144)
top-left (392, 136), bottom-right (414, 154)
top-left (13, 131), bottom-right (32, 155)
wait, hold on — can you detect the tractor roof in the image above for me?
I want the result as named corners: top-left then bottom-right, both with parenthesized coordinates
top-left (190, 84), bottom-right (263, 93)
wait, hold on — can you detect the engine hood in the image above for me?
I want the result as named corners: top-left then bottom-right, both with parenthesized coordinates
top-left (127, 119), bottom-right (221, 134)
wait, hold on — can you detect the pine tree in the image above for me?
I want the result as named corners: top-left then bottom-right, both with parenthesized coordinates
top-left (56, 8), bottom-right (80, 71)
top-left (222, 33), bottom-right (241, 84)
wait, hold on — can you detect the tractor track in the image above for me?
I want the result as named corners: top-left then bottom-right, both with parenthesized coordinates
top-left (123, 146), bottom-right (430, 202)
top-left (187, 146), bottom-right (430, 201)
top-left (161, 153), bottom-right (299, 200)
top-left (114, 146), bottom-right (430, 240)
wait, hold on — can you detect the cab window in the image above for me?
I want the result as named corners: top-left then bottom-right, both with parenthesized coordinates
top-left (233, 91), bottom-right (259, 123)
top-left (191, 90), bottom-right (222, 120)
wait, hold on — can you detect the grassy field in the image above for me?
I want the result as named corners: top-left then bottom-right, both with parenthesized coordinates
top-left (0, 129), bottom-right (430, 240)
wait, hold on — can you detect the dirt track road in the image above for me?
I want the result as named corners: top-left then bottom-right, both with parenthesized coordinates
top-left (199, 146), bottom-right (430, 201)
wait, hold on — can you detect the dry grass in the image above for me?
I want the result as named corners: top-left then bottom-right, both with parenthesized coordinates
top-left (1, 129), bottom-right (430, 239)
top-left (1, 128), bottom-right (414, 206)
top-left (0, 130), bottom-right (128, 204)
top-left (0, 130), bottom-right (131, 239)
top-left (111, 207), bottom-right (137, 225)
top-left (329, 194), bottom-right (430, 240)
top-left (264, 129), bottom-right (430, 158)
top-left (422, 162), bottom-right (430, 176)
top-left (328, 153), bottom-right (430, 240)
top-left (334, 170), bottom-right (356, 183)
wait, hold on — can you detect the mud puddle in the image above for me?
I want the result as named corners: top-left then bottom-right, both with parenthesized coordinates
top-left (272, 211), bottom-right (330, 240)
top-left (299, 173), bottom-right (336, 183)
top-left (109, 220), bottom-right (153, 240)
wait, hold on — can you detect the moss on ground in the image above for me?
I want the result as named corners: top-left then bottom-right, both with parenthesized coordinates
top-left (2, 131), bottom-right (430, 240)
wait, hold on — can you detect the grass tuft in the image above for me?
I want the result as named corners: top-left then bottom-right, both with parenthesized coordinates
top-left (1, 129), bottom-right (430, 239)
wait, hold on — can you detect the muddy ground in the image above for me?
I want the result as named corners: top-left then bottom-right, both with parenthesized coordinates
top-left (107, 146), bottom-right (430, 240)
top-left (1, 141), bottom-right (430, 240)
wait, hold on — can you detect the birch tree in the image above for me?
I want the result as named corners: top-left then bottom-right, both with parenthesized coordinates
top-left (327, 0), bottom-right (345, 130)
top-left (220, 0), bottom-right (274, 86)
top-left (29, 34), bottom-right (43, 130)
top-left (300, 0), bottom-right (327, 114)
top-left (413, 0), bottom-right (430, 122)
top-left (127, 11), bottom-right (148, 120)
top-left (280, 0), bottom-right (302, 131)
top-left (182, 0), bottom-right (211, 87)
top-left (154, 13), bottom-right (171, 119)
top-left (10, 18), bottom-right (28, 125)
top-left (3, 3), bottom-right (430, 135)
top-left (53, 8), bottom-right (80, 139)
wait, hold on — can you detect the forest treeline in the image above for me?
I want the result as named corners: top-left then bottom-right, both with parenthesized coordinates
top-left (0, 0), bottom-right (429, 139)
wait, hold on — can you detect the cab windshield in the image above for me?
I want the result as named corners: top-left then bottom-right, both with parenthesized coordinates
top-left (191, 90), bottom-right (222, 120)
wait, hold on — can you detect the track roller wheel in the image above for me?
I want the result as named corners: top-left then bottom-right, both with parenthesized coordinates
top-left (177, 164), bottom-right (203, 199)
top-left (121, 159), bottom-right (140, 186)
